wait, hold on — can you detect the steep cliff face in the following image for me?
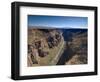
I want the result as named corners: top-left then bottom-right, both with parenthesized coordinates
top-left (65, 32), bottom-right (87, 65)
top-left (56, 29), bottom-right (87, 65)
top-left (28, 28), bottom-right (64, 66)
top-left (28, 28), bottom-right (87, 66)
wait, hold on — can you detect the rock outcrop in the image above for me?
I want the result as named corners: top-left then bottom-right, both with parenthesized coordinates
top-left (27, 28), bottom-right (64, 66)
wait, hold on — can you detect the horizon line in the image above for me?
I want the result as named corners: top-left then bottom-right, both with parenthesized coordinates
top-left (28, 25), bottom-right (88, 29)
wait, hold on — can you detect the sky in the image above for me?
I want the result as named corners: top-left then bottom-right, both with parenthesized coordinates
top-left (28, 15), bottom-right (88, 29)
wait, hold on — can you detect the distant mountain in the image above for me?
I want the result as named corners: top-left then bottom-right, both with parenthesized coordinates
top-left (28, 26), bottom-right (87, 29)
top-left (28, 26), bottom-right (56, 29)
